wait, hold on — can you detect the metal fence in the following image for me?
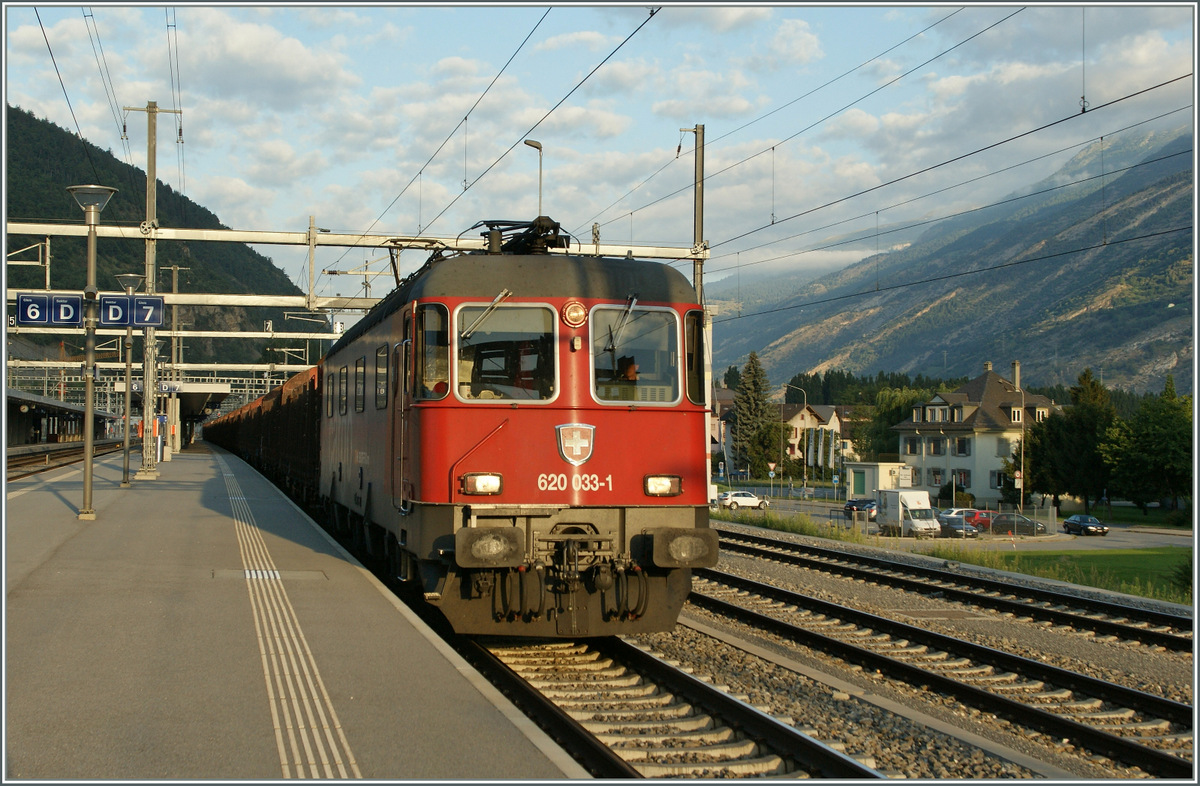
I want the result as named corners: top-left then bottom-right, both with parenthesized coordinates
top-left (712, 485), bottom-right (1061, 539)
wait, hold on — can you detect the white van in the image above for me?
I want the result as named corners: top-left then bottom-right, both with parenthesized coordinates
top-left (877, 489), bottom-right (940, 538)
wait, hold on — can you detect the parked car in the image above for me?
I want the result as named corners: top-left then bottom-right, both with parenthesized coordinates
top-left (843, 499), bottom-right (877, 520)
top-left (991, 512), bottom-right (1046, 536)
top-left (965, 510), bottom-right (997, 532)
top-left (1063, 514), bottom-right (1110, 536)
top-left (718, 491), bottom-right (769, 511)
top-left (938, 507), bottom-right (976, 524)
top-left (939, 517), bottom-right (979, 538)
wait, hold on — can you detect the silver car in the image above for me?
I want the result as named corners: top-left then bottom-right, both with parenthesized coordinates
top-left (718, 491), bottom-right (769, 511)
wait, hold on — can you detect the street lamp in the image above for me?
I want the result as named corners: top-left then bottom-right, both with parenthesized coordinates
top-left (1019, 386), bottom-right (1026, 514)
top-left (523, 139), bottom-right (543, 216)
top-left (115, 272), bottom-right (144, 488)
top-left (67, 184), bottom-right (118, 520)
top-left (783, 383), bottom-right (807, 494)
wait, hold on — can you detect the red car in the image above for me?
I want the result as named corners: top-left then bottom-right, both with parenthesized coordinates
top-left (965, 510), bottom-right (997, 532)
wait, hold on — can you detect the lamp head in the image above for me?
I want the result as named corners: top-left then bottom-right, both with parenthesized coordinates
top-left (523, 139), bottom-right (542, 152)
top-left (115, 273), bottom-right (145, 293)
top-left (67, 184), bottom-right (118, 213)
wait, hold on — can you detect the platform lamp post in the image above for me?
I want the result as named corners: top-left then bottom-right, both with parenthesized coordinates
top-left (67, 184), bottom-right (118, 520)
top-left (523, 139), bottom-right (542, 215)
top-left (115, 273), bottom-right (144, 488)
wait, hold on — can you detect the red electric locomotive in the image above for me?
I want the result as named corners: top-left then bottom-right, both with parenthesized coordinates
top-left (213, 218), bottom-right (718, 637)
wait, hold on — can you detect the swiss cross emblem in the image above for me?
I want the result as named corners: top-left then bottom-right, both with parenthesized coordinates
top-left (556, 423), bottom-right (594, 466)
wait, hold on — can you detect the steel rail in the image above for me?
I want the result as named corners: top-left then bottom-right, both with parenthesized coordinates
top-left (7, 441), bottom-right (124, 480)
top-left (451, 637), bottom-right (644, 779)
top-left (594, 636), bottom-right (886, 779)
top-left (717, 529), bottom-right (1193, 651)
top-left (692, 568), bottom-right (1194, 779)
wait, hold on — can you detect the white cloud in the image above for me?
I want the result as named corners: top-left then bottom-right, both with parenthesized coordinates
top-left (822, 108), bottom-right (881, 139)
top-left (536, 31), bottom-right (614, 53)
top-left (179, 8), bottom-right (358, 109)
top-left (768, 19), bottom-right (824, 66)
top-left (656, 6), bottom-right (772, 34)
top-left (244, 140), bottom-right (328, 187)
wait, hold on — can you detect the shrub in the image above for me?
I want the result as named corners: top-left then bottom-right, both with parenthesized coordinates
top-left (1163, 509), bottom-right (1191, 528)
top-left (1169, 553), bottom-right (1193, 599)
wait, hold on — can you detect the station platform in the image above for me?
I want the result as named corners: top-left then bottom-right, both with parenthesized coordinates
top-left (5, 442), bottom-right (588, 780)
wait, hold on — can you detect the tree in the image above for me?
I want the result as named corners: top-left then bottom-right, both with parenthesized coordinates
top-left (723, 365), bottom-right (742, 390)
top-left (730, 353), bottom-right (769, 474)
top-left (855, 386), bottom-right (930, 460)
top-left (997, 451), bottom-right (1030, 508)
top-left (751, 419), bottom-right (791, 481)
top-left (1065, 369), bottom-right (1117, 514)
top-left (1101, 375), bottom-right (1193, 512)
top-left (938, 481), bottom-right (975, 508)
top-left (1026, 369), bottom-right (1116, 515)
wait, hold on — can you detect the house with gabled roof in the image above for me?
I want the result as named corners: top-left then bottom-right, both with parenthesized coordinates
top-left (890, 361), bottom-right (1062, 508)
top-left (712, 387), bottom-right (845, 481)
top-left (777, 401), bottom-right (841, 467)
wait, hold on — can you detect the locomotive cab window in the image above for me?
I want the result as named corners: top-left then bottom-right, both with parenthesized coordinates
top-left (456, 305), bottom-right (555, 401)
top-left (414, 304), bottom-right (449, 400)
top-left (592, 305), bottom-right (680, 404)
top-left (684, 309), bottom-right (704, 405)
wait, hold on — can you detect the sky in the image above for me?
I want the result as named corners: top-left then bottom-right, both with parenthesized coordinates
top-left (4, 3), bottom-right (1196, 304)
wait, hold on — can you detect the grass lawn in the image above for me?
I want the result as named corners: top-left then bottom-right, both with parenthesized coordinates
top-left (1074, 504), bottom-right (1191, 529)
top-left (713, 509), bottom-right (1194, 605)
top-left (994, 547), bottom-right (1192, 601)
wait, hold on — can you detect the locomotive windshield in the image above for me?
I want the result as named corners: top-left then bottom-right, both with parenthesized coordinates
top-left (592, 306), bottom-right (680, 404)
top-left (456, 305), bottom-right (555, 400)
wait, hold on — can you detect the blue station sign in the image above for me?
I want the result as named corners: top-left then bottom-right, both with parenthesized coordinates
top-left (14, 293), bottom-right (163, 327)
top-left (16, 294), bottom-right (83, 326)
top-left (99, 294), bottom-right (165, 326)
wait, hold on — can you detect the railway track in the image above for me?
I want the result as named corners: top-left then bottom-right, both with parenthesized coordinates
top-left (6, 442), bottom-right (124, 481)
top-left (715, 526), bottom-right (1193, 651)
top-left (463, 635), bottom-right (885, 779)
top-left (295, 481), bottom-right (1192, 778)
top-left (691, 567), bottom-right (1194, 779)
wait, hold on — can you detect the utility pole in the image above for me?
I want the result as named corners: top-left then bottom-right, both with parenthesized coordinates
top-left (682, 124), bottom-right (712, 502)
top-left (682, 125), bottom-right (706, 304)
top-left (125, 100), bottom-right (180, 479)
top-left (164, 264), bottom-right (190, 457)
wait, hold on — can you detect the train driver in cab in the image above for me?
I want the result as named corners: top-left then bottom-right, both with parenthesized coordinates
top-left (617, 355), bottom-right (639, 382)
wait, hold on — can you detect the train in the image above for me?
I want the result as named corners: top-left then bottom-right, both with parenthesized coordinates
top-left (203, 217), bottom-right (718, 637)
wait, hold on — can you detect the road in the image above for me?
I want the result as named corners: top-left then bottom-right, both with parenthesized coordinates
top-left (715, 497), bottom-right (1193, 553)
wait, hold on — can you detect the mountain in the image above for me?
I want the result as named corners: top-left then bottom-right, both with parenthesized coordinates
top-left (707, 125), bottom-right (1194, 395)
top-left (5, 105), bottom-right (309, 365)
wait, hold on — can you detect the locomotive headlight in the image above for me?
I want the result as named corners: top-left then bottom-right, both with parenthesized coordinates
top-left (561, 301), bottom-right (587, 328)
top-left (460, 472), bottom-right (503, 495)
top-left (644, 475), bottom-right (682, 496)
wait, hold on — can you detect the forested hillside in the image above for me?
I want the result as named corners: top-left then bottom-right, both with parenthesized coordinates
top-left (6, 105), bottom-right (308, 364)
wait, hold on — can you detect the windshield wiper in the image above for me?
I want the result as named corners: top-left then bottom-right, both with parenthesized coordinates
top-left (461, 288), bottom-right (513, 340)
top-left (604, 294), bottom-right (638, 353)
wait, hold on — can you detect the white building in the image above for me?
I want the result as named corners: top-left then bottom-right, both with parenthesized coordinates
top-left (890, 361), bottom-right (1060, 508)
top-left (842, 461), bottom-right (910, 501)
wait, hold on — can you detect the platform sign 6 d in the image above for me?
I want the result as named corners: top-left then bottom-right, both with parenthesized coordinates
top-left (99, 295), bottom-right (164, 327)
top-left (16, 294), bottom-right (83, 326)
